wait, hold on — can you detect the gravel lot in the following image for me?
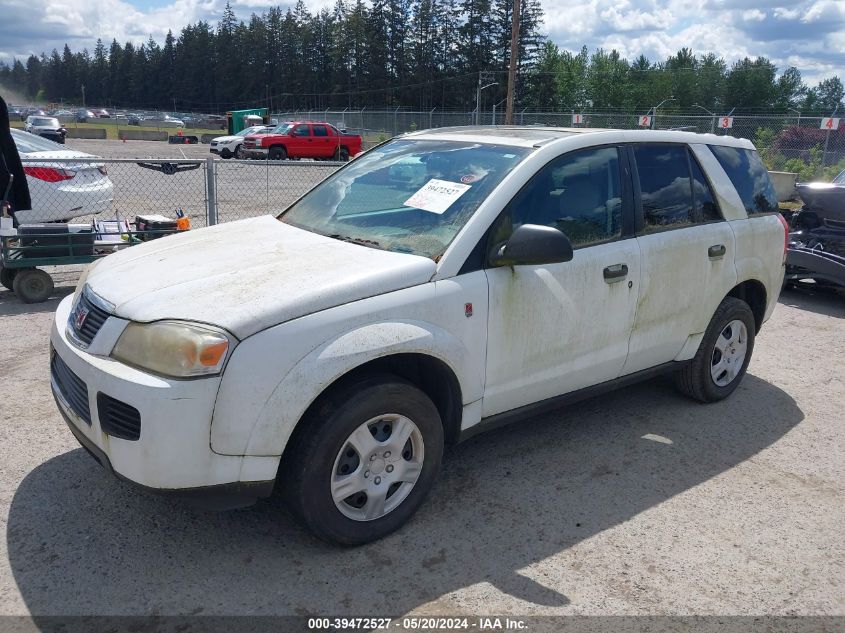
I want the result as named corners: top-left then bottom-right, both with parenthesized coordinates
top-left (3, 138), bottom-right (844, 629)
top-left (0, 274), bottom-right (843, 626)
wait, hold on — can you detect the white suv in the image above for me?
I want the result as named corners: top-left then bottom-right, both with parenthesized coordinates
top-left (50, 127), bottom-right (787, 544)
top-left (209, 125), bottom-right (273, 159)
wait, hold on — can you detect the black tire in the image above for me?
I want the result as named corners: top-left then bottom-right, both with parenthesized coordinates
top-left (12, 268), bottom-right (54, 303)
top-left (335, 146), bottom-right (350, 162)
top-left (675, 297), bottom-right (756, 403)
top-left (220, 148), bottom-right (232, 159)
top-left (0, 266), bottom-right (16, 291)
top-left (234, 144), bottom-right (245, 159)
top-left (269, 146), bottom-right (287, 161)
top-left (282, 374), bottom-right (444, 546)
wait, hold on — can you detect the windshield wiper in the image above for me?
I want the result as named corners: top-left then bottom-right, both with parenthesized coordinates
top-left (327, 234), bottom-right (381, 248)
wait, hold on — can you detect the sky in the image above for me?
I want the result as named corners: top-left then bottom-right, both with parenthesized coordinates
top-left (0, 0), bottom-right (842, 86)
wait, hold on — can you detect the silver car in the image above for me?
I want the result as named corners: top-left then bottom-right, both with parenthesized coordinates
top-left (24, 116), bottom-right (67, 144)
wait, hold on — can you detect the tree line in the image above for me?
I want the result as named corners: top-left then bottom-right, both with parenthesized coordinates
top-left (0, 0), bottom-right (842, 115)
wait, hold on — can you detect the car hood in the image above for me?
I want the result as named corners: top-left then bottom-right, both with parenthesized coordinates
top-left (85, 216), bottom-right (437, 339)
top-left (212, 135), bottom-right (242, 143)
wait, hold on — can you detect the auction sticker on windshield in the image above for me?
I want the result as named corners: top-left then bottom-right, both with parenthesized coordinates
top-left (405, 179), bottom-right (471, 214)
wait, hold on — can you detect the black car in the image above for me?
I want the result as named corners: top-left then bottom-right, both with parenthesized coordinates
top-left (783, 169), bottom-right (845, 290)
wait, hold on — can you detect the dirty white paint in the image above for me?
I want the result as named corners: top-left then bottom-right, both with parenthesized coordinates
top-left (623, 223), bottom-right (737, 374)
top-left (85, 216), bottom-right (437, 339)
top-left (211, 272), bottom-right (489, 456)
top-left (483, 239), bottom-right (641, 417)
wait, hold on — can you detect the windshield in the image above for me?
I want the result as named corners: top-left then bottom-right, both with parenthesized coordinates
top-left (32, 117), bottom-right (59, 127)
top-left (279, 139), bottom-right (531, 259)
top-left (272, 123), bottom-right (293, 134)
top-left (237, 126), bottom-right (262, 137)
top-left (834, 169), bottom-right (845, 184)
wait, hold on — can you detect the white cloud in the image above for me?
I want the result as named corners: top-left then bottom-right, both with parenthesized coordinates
top-left (0, 0), bottom-right (841, 87)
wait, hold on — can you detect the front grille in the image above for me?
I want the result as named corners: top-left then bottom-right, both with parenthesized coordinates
top-left (97, 393), bottom-right (141, 441)
top-left (51, 353), bottom-right (91, 424)
top-left (70, 292), bottom-right (110, 346)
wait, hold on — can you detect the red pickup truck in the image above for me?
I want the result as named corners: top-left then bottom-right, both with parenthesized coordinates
top-left (242, 122), bottom-right (363, 161)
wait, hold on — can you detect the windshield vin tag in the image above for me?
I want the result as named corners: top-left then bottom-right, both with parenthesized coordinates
top-left (404, 179), bottom-right (471, 214)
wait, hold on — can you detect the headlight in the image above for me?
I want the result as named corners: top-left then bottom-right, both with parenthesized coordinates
top-left (112, 321), bottom-right (234, 378)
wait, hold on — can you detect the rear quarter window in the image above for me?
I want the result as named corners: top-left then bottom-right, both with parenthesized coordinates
top-left (709, 145), bottom-right (779, 215)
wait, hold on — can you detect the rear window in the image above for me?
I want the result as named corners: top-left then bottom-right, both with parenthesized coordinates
top-left (709, 145), bottom-right (778, 215)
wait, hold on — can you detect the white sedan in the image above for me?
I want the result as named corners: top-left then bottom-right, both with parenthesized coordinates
top-left (12, 129), bottom-right (114, 223)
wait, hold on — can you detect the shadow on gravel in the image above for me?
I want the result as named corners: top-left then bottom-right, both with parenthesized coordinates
top-left (0, 285), bottom-right (74, 316)
top-left (8, 374), bottom-right (802, 618)
top-left (779, 284), bottom-right (845, 319)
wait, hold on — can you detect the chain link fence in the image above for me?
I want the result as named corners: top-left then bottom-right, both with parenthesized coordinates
top-left (279, 109), bottom-right (845, 181)
top-left (14, 157), bottom-right (343, 228)
top-left (10, 113), bottom-right (845, 230)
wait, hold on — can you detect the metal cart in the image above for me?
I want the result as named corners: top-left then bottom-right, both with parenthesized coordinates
top-left (1, 223), bottom-right (182, 303)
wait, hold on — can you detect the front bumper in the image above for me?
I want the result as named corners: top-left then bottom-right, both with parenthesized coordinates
top-left (243, 146), bottom-right (268, 157)
top-left (50, 294), bottom-right (278, 507)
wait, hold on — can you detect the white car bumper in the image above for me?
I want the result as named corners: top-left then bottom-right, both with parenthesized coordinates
top-left (50, 294), bottom-right (278, 507)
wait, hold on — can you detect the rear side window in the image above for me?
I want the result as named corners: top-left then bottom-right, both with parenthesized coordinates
top-left (634, 144), bottom-right (694, 230)
top-left (709, 145), bottom-right (778, 215)
top-left (634, 144), bottom-right (723, 231)
top-left (313, 125), bottom-right (328, 137)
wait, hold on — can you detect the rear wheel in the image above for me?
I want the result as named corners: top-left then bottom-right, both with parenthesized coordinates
top-left (234, 144), bottom-right (245, 159)
top-left (269, 146), bottom-right (287, 161)
top-left (675, 297), bottom-right (756, 402)
top-left (334, 146), bottom-right (350, 162)
top-left (282, 375), bottom-right (443, 545)
top-left (12, 268), bottom-right (54, 303)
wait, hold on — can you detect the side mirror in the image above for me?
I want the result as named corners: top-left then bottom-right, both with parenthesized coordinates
top-left (489, 224), bottom-right (574, 267)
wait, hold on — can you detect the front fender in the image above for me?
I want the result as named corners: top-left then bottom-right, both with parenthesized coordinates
top-left (250, 320), bottom-right (474, 455)
top-left (210, 275), bottom-right (488, 456)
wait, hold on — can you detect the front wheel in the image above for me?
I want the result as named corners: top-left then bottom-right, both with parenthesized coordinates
top-left (220, 148), bottom-right (232, 159)
top-left (675, 297), bottom-right (756, 402)
top-left (269, 146), bottom-right (287, 161)
top-left (282, 376), bottom-right (444, 545)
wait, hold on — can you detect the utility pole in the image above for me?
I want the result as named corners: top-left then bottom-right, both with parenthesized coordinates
top-left (476, 72), bottom-right (497, 126)
top-left (81, 84), bottom-right (85, 107)
top-left (505, 0), bottom-right (521, 125)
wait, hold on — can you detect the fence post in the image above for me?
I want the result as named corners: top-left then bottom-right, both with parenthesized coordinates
top-left (205, 156), bottom-right (218, 226)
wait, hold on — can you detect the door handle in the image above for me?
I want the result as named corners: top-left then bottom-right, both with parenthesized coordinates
top-left (708, 244), bottom-right (726, 259)
top-left (603, 263), bottom-right (628, 283)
